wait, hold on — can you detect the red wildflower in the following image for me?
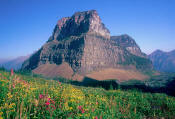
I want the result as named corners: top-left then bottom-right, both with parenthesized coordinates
top-left (39, 94), bottom-right (44, 99)
top-left (45, 101), bottom-right (50, 106)
top-left (57, 81), bottom-right (61, 85)
top-left (95, 116), bottom-right (98, 119)
top-left (11, 69), bottom-right (14, 76)
top-left (78, 106), bottom-right (85, 113)
top-left (81, 109), bottom-right (85, 113)
top-left (78, 106), bottom-right (82, 110)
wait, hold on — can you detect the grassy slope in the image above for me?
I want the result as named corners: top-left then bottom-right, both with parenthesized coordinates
top-left (33, 62), bottom-right (74, 79)
top-left (0, 70), bottom-right (175, 119)
top-left (86, 68), bottom-right (149, 81)
top-left (32, 62), bottom-right (149, 82)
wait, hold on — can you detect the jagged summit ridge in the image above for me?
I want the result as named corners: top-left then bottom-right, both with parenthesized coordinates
top-left (50, 10), bottom-right (110, 42)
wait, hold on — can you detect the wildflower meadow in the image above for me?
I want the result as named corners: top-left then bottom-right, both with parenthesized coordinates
top-left (0, 69), bottom-right (175, 119)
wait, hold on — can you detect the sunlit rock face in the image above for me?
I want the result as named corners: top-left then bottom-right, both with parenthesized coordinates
top-left (22, 10), bottom-right (152, 77)
top-left (49, 10), bottom-right (110, 42)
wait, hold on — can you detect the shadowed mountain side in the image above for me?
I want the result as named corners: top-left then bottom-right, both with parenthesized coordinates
top-left (65, 76), bottom-right (175, 96)
top-left (70, 77), bottom-right (119, 90)
top-left (165, 78), bottom-right (175, 96)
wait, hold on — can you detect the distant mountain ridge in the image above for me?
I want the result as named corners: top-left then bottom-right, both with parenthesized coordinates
top-left (149, 50), bottom-right (175, 72)
top-left (0, 58), bottom-right (12, 64)
top-left (0, 55), bottom-right (30, 70)
top-left (22, 10), bottom-right (152, 81)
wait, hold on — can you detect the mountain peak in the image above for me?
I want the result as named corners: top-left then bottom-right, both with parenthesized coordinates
top-left (149, 49), bottom-right (175, 72)
top-left (72, 10), bottom-right (110, 39)
top-left (152, 49), bottom-right (164, 55)
top-left (73, 10), bottom-right (97, 17)
top-left (51, 10), bottom-right (110, 41)
top-left (22, 10), bottom-right (152, 80)
top-left (111, 34), bottom-right (135, 45)
top-left (119, 34), bottom-right (131, 38)
top-left (155, 49), bottom-right (163, 52)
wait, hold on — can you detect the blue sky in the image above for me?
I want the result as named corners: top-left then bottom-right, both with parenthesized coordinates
top-left (0, 0), bottom-right (175, 58)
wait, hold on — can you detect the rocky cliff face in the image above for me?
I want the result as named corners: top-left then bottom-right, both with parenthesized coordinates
top-left (149, 50), bottom-right (175, 72)
top-left (22, 10), bottom-right (152, 79)
top-left (111, 35), bottom-right (147, 58)
top-left (49, 10), bottom-right (110, 42)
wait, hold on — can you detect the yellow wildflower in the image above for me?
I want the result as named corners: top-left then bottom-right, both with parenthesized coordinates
top-left (62, 85), bottom-right (85, 111)
top-left (7, 92), bottom-right (13, 99)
